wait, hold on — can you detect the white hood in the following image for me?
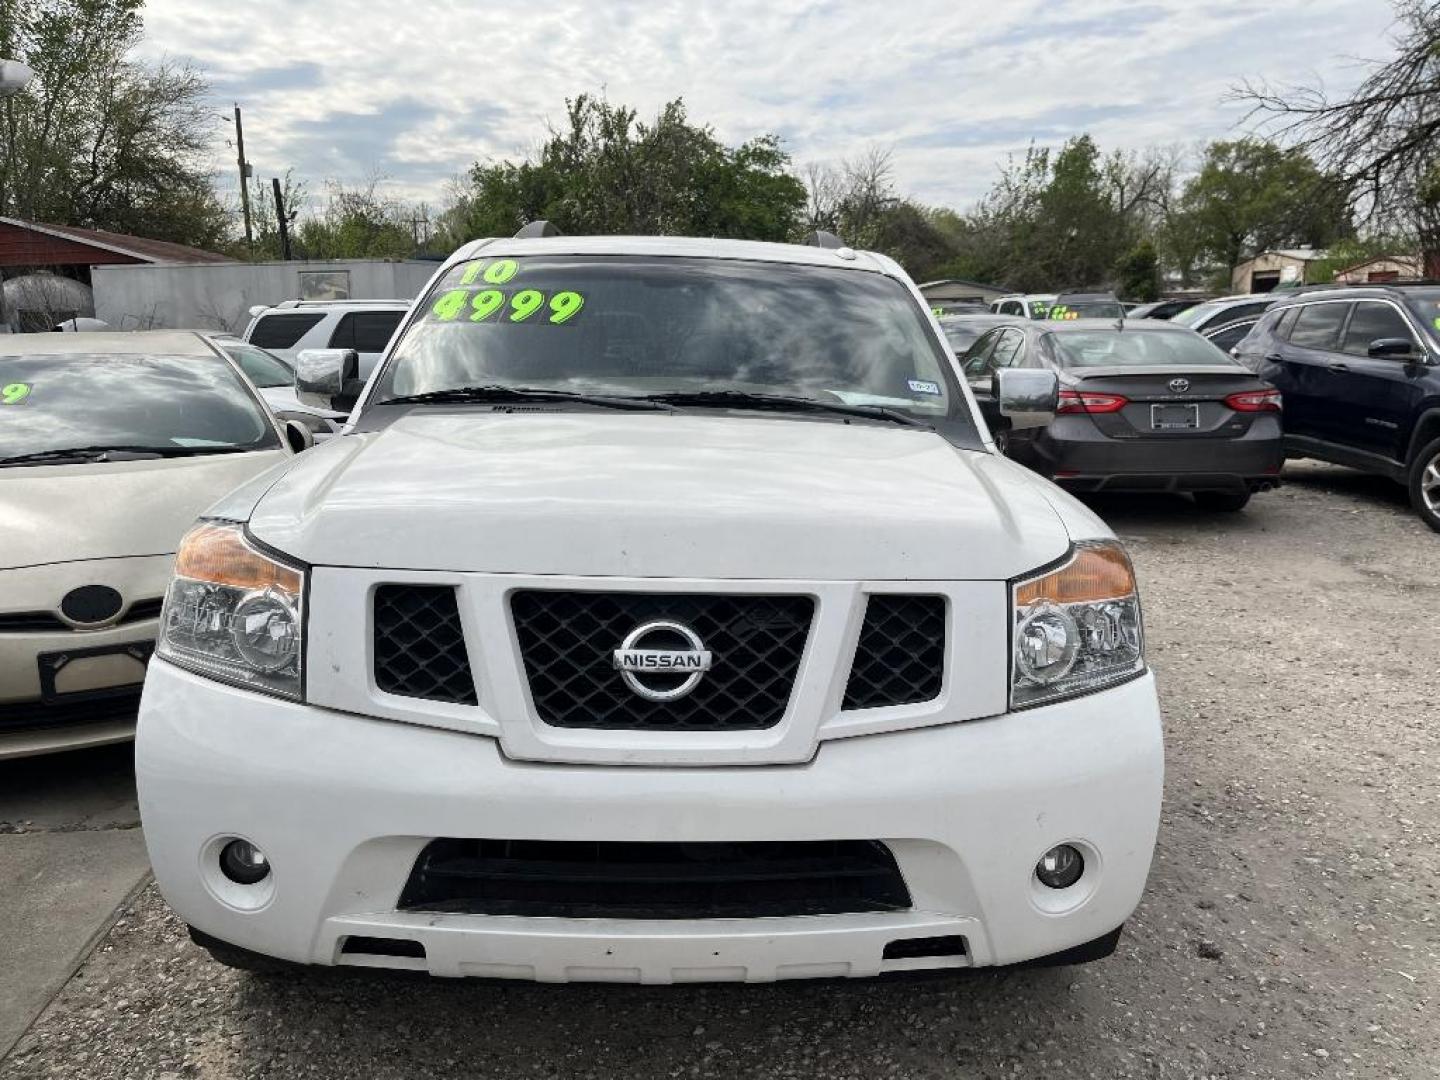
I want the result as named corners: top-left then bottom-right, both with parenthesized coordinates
top-left (247, 414), bottom-right (1072, 581)
top-left (2, 451), bottom-right (289, 570)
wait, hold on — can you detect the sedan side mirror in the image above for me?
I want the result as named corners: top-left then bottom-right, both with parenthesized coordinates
top-left (280, 418), bottom-right (315, 453)
top-left (1367, 338), bottom-right (1427, 363)
top-left (295, 348), bottom-right (360, 411)
top-left (994, 368), bottom-right (1059, 430)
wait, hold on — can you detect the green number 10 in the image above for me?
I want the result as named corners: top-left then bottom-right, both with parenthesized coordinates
top-left (3, 382), bottom-right (32, 405)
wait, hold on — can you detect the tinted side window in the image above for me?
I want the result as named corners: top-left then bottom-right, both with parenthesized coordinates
top-left (330, 311), bottom-right (405, 352)
top-left (1224, 302), bottom-right (1272, 323)
top-left (1342, 302), bottom-right (1414, 356)
top-left (963, 330), bottom-right (1001, 376)
top-left (1288, 304), bottom-right (1349, 350)
top-left (1274, 307), bottom-right (1300, 339)
top-left (249, 313), bottom-right (324, 349)
top-left (990, 329), bottom-right (1025, 369)
top-left (1207, 321), bottom-right (1254, 353)
top-left (999, 301), bottom-right (1023, 316)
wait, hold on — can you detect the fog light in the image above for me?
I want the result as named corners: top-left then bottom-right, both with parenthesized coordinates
top-left (219, 838), bottom-right (271, 885)
top-left (1035, 844), bottom-right (1084, 889)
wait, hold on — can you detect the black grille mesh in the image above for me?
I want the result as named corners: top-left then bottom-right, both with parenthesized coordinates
top-left (373, 585), bottom-right (477, 705)
top-left (511, 591), bottom-right (813, 730)
top-left (842, 595), bottom-right (946, 710)
top-left (397, 839), bottom-right (911, 918)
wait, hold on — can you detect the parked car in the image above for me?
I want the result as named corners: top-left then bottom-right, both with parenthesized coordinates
top-left (137, 227), bottom-right (1163, 982)
top-left (960, 319), bottom-right (1283, 510)
top-left (1170, 293), bottom-right (1276, 334)
top-left (203, 334), bottom-right (346, 435)
top-left (0, 331), bottom-right (307, 759)
top-left (1235, 284), bottom-right (1440, 532)
top-left (990, 293), bottom-right (1056, 319)
top-left (937, 313), bottom-right (1020, 356)
top-left (1127, 298), bottom-right (1205, 321)
top-left (1203, 317), bottom-right (1262, 356)
top-left (242, 299), bottom-right (409, 379)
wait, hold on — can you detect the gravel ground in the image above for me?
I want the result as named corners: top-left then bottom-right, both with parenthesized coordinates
top-left (5, 461), bottom-right (1437, 1080)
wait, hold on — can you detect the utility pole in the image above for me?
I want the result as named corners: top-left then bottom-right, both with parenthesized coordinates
top-left (234, 105), bottom-right (254, 254)
top-left (271, 178), bottom-right (293, 261)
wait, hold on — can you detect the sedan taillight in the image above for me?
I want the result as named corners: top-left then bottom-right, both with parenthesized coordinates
top-left (1224, 389), bottom-right (1282, 412)
top-left (1056, 389), bottom-right (1128, 414)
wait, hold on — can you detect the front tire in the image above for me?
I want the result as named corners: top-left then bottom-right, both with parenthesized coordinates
top-left (1407, 436), bottom-right (1440, 534)
top-left (1193, 489), bottom-right (1251, 513)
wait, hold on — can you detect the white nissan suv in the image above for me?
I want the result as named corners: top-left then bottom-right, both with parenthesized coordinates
top-left (137, 228), bottom-right (1164, 982)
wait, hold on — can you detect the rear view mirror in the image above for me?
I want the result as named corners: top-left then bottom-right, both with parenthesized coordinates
top-left (295, 348), bottom-right (360, 411)
top-left (994, 368), bottom-right (1059, 430)
top-left (1367, 338), bottom-right (1426, 363)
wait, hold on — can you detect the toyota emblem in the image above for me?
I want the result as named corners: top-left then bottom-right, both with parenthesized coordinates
top-left (1168, 378), bottom-right (1191, 393)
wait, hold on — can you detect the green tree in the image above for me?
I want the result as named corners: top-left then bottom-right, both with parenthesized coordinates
top-left (0, 0), bottom-right (229, 248)
top-left (449, 94), bottom-right (806, 242)
top-left (1169, 139), bottom-right (1352, 275)
top-left (1114, 240), bottom-right (1160, 301)
top-left (296, 178), bottom-right (416, 260)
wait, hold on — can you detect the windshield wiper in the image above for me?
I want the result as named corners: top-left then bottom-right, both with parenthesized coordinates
top-left (0, 444), bottom-right (243, 467)
top-left (381, 385), bottom-right (674, 412)
top-left (640, 390), bottom-right (931, 428)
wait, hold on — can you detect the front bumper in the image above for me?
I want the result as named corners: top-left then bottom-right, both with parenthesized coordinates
top-left (137, 660), bottom-right (1164, 982)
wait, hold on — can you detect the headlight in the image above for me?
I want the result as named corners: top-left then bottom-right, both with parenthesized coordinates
top-left (1011, 541), bottom-right (1143, 708)
top-left (157, 521), bottom-right (306, 700)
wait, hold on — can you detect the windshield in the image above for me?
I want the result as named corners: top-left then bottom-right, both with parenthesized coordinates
top-left (0, 352), bottom-right (279, 460)
top-left (375, 255), bottom-right (974, 435)
top-left (1048, 329), bottom-right (1239, 368)
top-left (940, 321), bottom-right (989, 352)
top-left (1402, 288), bottom-right (1440, 338)
top-left (1043, 299), bottom-right (1126, 320)
top-left (1171, 300), bottom-right (1245, 328)
top-left (222, 341), bottom-right (294, 388)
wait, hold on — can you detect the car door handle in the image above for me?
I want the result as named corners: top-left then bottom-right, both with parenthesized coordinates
top-left (1327, 361), bottom-right (1350, 373)
top-left (1265, 353), bottom-right (1284, 363)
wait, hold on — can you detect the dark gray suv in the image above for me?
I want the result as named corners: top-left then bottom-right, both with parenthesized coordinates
top-left (1234, 285), bottom-right (1440, 533)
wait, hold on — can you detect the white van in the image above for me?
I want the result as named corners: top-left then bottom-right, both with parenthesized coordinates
top-left (242, 299), bottom-right (409, 379)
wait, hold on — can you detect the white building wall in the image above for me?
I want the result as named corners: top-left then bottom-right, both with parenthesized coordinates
top-left (92, 260), bottom-right (438, 334)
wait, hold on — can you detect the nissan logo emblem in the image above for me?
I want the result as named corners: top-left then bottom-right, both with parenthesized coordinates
top-left (612, 621), bottom-right (713, 702)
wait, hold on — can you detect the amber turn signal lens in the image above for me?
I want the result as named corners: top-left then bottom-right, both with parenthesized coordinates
top-left (174, 522), bottom-right (302, 593)
top-left (1015, 543), bottom-right (1135, 606)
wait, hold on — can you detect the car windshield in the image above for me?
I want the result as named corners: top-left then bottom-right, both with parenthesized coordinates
top-left (1171, 300), bottom-right (1244, 328)
top-left (375, 255), bottom-right (973, 434)
top-left (1401, 287), bottom-right (1440, 336)
top-left (1043, 299), bottom-right (1126, 320)
top-left (222, 342), bottom-right (294, 388)
top-left (939, 321), bottom-right (989, 352)
top-left (0, 352), bottom-right (279, 460)
top-left (1048, 329), bottom-right (1238, 368)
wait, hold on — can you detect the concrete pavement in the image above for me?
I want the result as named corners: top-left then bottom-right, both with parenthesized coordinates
top-left (0, 743), bottom-right (150, 1059)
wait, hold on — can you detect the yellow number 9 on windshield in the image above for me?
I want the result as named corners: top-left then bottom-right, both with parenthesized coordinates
top-left (509, 290), bottom-right (544, 322)
top-left (3, 382), bottom-right (33, 405)
top-left (549, 291), bottom-right (585, 324)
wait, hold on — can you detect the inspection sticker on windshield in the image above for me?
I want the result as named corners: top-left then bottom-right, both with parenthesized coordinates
top-left (2, 383), bottom-right (31, 405)
top-left (907, 379), bottom-right (941, 396)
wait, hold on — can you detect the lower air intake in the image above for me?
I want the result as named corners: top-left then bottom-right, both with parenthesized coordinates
top-left (397, 839), bottom-right (912, 919)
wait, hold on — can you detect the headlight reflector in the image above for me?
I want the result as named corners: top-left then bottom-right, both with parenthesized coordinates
top-left (158, 521), bottom-right (305, 699)
top-left (1011, 542), bottom-right (1142, 708)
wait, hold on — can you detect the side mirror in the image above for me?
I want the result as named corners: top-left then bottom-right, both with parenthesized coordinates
top-left (994, 368), bottom-right (1058, 430)
top-left (1367, 338), bottom-right (1427, 363)
top-left (295, 348), bottom-right (360, 411)
top-left (280, 418), bottom-right (315, 453)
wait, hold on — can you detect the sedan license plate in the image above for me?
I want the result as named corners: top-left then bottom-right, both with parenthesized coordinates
top-left (38, 642), bottom-right (153, 702)
top-left (1151, 403), bottom-right (1200, 431)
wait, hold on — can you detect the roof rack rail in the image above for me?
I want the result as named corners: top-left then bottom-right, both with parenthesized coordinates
top-left (805, 230), bottom-right (845, 250)
top-left (514, 220), bottom-right (561, 239)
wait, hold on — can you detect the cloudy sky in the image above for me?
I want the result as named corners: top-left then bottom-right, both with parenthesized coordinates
top-left (138, 0), bottom-right (1401, 216)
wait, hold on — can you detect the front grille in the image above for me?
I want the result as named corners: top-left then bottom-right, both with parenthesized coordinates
top-left (0, 686), bottom-right (141, 733)
top-left (0, 597), bottom-right (164, 634)
top-left (510, 591), bottom-right (814, 731)
top-left (397, 839), bottom-right (911, 919)
top-left (373, 585), bottom-right (477, 705)
top-left (842, 595), bottom-right (946, 710)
